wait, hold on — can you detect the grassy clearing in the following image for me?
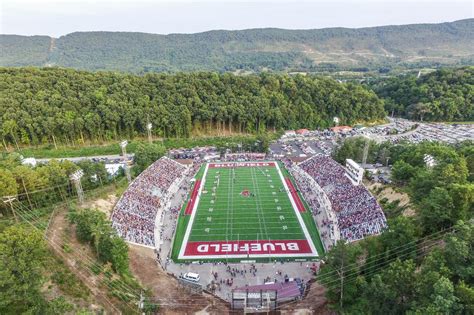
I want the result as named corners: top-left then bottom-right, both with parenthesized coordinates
top-left (10, 135), bottom-right (266, 159)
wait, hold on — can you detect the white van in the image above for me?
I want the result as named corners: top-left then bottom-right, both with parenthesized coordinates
top-left (183, 272), bottom-right (200, 283)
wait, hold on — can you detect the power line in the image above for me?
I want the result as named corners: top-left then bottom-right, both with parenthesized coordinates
top-left (9, 178), bottom-right (459, 312)
top-left (317, 230), bottom-right (454, 290)
top-left (0, 182), bottom-right (72, 200)
top-left (13, 202), bottom-right (141, 297)
top-left (271, 236), bottom-right (453, 312)
top-left (11, 203), bottom-right (131, 313)
top-left (12, 202), bottom-right (143, 312)
top-left (314, 226), bottom-right (454, 282)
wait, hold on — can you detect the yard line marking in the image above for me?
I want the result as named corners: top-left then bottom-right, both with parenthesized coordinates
top-left (274, 162), bottom-right (318, 257)
top-left (225, 168), bottom-right (231, 243)
top-left (253, 167), bottom-right (270, 240)
top-left (230, 167), bottom-right (235, 239)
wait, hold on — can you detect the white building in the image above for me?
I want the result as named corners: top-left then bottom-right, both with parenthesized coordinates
top-left (345, 159), bottom-right (364, 185)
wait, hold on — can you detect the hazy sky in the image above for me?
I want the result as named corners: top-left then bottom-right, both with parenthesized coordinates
top-left (1, 0), bottom-right (473, 37)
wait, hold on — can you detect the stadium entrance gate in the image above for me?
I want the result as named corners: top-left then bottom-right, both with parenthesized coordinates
top-left (231, 289), bottom-right (277, 312)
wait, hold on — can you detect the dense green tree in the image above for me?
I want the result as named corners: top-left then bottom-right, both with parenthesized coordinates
top-left (134, 142), bottom-right (166, 173)
top-left (371, 67), bottom-right (474, 121)
top-left (68, 208), bottom-right (106, 244)
top-left (456, 281), bottom-right (474, 314)
top-left (69, 208), bottom-right (130, 275)
top-left (420, 187), bottom-right (456, 233)
top-left (318, 241), bottom-right (362, 311)
top-left (391, 160), bottom-right (417, 184)
top-left (0, 68), bottom-right (386, 147)
top-left (444, 221), bottom-right (473, 283)
top-left (98, 234), bottom-right (130, 275)
top-left (363, 259), bottom-right (417, 314)
top-left (0, 225), bottom-right (47, 314)
top-left (76, 160), bottom-right (109, 189)
top-left (322, 139), bottom-right (473, 313)
top-left (0, 169), bottom-right (18, 200)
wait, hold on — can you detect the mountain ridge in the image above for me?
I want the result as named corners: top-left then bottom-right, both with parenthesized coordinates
top-left (1, 19), bottom-right (473, 72)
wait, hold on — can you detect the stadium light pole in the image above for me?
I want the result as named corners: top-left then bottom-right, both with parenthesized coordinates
top-left (147, 122), bottom-right (153, 144)
top-left (70, 169), bottom-right (85, 204)
top-left (333, 116), bottom-right (340, 142)
top-left (120, 140), bottom-right (132, 183)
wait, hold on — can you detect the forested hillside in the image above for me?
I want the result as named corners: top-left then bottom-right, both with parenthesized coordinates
top-left (0, 35), bottom-right (51, 67)
top-left (371, 67), bottom-right (474, 121)
top-left (0, 67), bottom-right (385, 147)
top-left (1, 19), bottom-right (473, 72)
top-left (326, 139), bottom-right (474, 313)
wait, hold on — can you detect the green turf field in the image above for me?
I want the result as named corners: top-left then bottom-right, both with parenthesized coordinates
top-left (172, 161), bottom-right (324, 262)
top-left (191, 165), bottom-right (304, 241)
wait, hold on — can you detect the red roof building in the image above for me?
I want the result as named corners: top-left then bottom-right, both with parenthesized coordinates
top-left (330, 125), bottom-right (353, 133)
top-left (296, 129), bottom-right (310, 135)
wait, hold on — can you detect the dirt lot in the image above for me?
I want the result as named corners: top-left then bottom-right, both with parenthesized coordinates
top-left (279, 281), bottom-right (332, 315)
top-left (81, 193), bottom-right (118, 216)
top-left (47, 208), bottom-right (126, 314)
top-left (128, 244), bottom-right (229, 314)
top-left (368, 182), bottom-right (415, 217)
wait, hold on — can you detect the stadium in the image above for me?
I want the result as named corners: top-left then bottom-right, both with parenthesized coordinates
top-left (110, 151), bottom-right (387, 305)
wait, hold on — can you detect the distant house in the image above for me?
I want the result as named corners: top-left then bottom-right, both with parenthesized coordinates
top-left (21, 157), bottom-right (37, 167)
top-left (284, 130), bottom-right (296, 136)
top-left (330, 126), bottom-right (353, 133)
top-left (295, 129), bottom-right (310, 135)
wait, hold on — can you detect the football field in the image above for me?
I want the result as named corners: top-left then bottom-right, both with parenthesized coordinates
top-left (173, 161), bottom-right (324, 261)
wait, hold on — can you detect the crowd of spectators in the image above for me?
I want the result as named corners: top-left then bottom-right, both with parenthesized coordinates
top-left (289, 165), bottom-right (338, 250)
top-left (169, 146), bottom-right (218, 160)
top-left (223, 153), bottom-right (266, 161)
top-left (299, 155), bottom-right (387, 241)
top-left (111, 157), bottom-right (188, 246)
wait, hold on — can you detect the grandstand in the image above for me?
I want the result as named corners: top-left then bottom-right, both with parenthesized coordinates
top-left (111, 154), bottom-right (387, 259)
top-left (111, 157), bottom-right (188, 247)
top-left (298, 155), bottom-right (387, 242)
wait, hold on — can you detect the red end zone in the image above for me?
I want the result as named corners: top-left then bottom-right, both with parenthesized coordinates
top-left (184, 239), bottom-right (312, 256)
top-left (209, 162), bottom-right (276, 168)
top-left (184, 180), bottom-right (201, 215)
top-left (285, 178), bottom-right (306, 212)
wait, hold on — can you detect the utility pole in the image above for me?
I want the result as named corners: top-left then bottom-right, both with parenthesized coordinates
top-left (138, 291), bottom-right (145, 315)
top-left (333, 116), bottom-right (340, 142)
top-left (362, 138), bottom-right (370, 166)
top-left (21, 177), bottom-right (33, 209)
top-left (70, 169), bottom-right (84, 204)
top-left (2, 196), bottom-right (18, 222)
top-left (336, 243), bottom-right (345, 310)
top-left (120, 140), bottom-right (131, 183)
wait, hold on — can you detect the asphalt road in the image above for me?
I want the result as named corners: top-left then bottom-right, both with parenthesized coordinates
top-left (35, 154), bottom-right (134, 164)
